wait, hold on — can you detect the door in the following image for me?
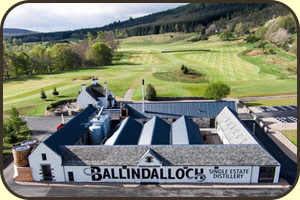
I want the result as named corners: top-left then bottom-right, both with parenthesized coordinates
top-left (41, 165), bottom-right (53, 181)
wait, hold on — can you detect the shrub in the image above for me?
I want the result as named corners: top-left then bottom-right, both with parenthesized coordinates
top-left (41, 89), bottom-right (47, 100)
top-left (219, 29), bottom-right (233, 41)
top-left (181, 64), bottom-right (185, 70)
top-left (204, 82), bottom-right (231, 101)
top-left (183, 67), bottom-right (189, 74)
top-left (245, 35), bottom-right (260, 43)
top-left (52, 87), bottom-right (59, 96)
top-left (145, 84), bottom-right (157, 101)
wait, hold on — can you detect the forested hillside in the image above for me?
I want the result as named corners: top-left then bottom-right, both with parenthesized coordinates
top-left (3, 28), bottom-right (38, 39)
top-left (8, 3), bottom-right (289, 42)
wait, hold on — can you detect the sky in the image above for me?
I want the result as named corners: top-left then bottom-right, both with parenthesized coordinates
top-left (4, 3), bottom-right (188, 32)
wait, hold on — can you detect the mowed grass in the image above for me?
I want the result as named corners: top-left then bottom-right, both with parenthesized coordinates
top-left (3, 33), bottom-right (297, 116)
top-left (245, 97), bottom-right (297, 107)
top-left (281, 130), bottom-right (297, 146)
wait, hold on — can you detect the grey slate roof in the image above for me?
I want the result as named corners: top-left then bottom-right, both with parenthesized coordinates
top-left (216, 107), bottom-right (258, 144)
top-left (125, 101), bottom-right (236, 119)
top-left (139, 116), bottom-right (171, 145)
top-left (105, 116), bottom-right (143, 145)
top-left (172, 116), bottom-right (203, 145)
top-left (86, 83), bottom-right (105, 100)
top-left (60, 144), bottom-right (280, 166)
top-left (44, 104), bottom-right (97, 155)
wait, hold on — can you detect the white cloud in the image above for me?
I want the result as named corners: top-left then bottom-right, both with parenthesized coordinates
top-left (3, 3), bottom-right (187, 32)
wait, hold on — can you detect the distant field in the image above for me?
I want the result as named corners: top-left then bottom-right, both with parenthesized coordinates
top-left (245, 97), bottom-right (297, 107)
top-left (281, 129), bottom-right (297, 146)
top-left (3, 33), bottom-right (297, 116)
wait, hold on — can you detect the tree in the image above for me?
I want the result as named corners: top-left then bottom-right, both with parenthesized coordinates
top-left (269, 28), bottom-right (290, 45)
top-left (204, 82), bottom-right (231, 101)
top-left (52, 87), bottom-right (59, 96)
top-left (3, 123), bottom-right (18, 144)
top-left (219, 29), bottom-right (233, 41)
top-left (14, 52), bottom-right (31, 75)
top-left (245, 35), bottom-right (260, 43)
top-left (29, 46), bottom-right (49, 74)
top-left (205, 24), bottom-right (216, 35)
top-left (7, 107), bottom-right (28, 136)
top-left (280, 14), bottom-right (296, 34)
top-left (12, 38), bottom-right (23, 46)
top-left (87, 42), bottom-right (113, 66)
top-left (50, 43), bottom-right (79, 71)
top-left (41, 89), bottom-right (47, 100)
top-left (183, 67), bottom-right (189, 74)
top-left (234, 22), bottom-right (248, 37)
top-left (145, 84), bottom-right (157, 101)
top-left (86, 32), bottom-right (95, 44)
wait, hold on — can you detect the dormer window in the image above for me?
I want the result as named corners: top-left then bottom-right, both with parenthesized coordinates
top-left (138, 148), bottom-right (163, 166)
top-left (145, 156), bottom-right (153, 163)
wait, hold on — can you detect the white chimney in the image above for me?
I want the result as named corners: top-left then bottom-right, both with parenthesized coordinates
top-left (92, 77), bottom-right (99, 85)
top-left (142, 79), bottom-right (145, 113)
top-left (81, 84), bottom-right (86, 91)
top-left (104, 81), bottom-right (108, 97)
top-left (61, 114), bottom-right (65, 124)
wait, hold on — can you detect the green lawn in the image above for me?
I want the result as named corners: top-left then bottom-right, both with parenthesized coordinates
top-left (3, 33), bottom-right (297, 116)
top-left (245, 97), bottom-right (297, 107)
top-left (281, 129), bottom-right (297, 146)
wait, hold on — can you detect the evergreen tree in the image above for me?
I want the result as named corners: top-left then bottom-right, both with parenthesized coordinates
top-left (181, 64), bottom-right (185, 70)
top-left (41, 89), bottom-right (47, 100)
top-left (52, 87), bottom-right (59, 96)
top-left (183, 67), bottom-right (189, 74)
top-left (7, 107), bottom-right (28, 135)
top-left (145, 84), bottom-right (157, 101)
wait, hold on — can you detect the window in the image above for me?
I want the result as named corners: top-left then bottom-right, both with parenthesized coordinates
top-left (145, 156), bottom-right (153, 163)
top-left (68, 172), bottom-right (74, 182)
top-left (42, 153), bottom-right (47, 161)
top-left (121, 109), bottom-right (127, 117)
top-left (258, 167), bottom-right (275, 183)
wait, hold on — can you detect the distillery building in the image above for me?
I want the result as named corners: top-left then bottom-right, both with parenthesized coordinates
top-left (12, 101), bottom-right (280, 184)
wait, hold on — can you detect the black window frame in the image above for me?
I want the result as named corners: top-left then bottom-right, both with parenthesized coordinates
top-left (258, 166), bottom-right (275, 183)
top-left (42, 153), bottom-right (47, 161)
top-left (68, 171), bottom-right (74, 182)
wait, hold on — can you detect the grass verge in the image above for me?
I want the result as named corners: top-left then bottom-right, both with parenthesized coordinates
top-left (281, 129), bottom-right (297, 146)
top-left (245, 97), bottom-right (297, 107)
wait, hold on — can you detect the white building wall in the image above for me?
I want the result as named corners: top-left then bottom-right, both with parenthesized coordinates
top-left (62, 165), bottom-right (254, 183)
top-left (273, 166), bottom-right (281, 183)
top-left (77, 90), bottom-right (98, 109)
top-left (217, 125), bottom-right (229, 144)
top-left (251, 166), bottom-right (260, 183)
top-left (28, 143), bottom-right (65, 182)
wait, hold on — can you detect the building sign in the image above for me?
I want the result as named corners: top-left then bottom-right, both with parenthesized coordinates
top-left (209, 168), bottom-right (250, 179)
top-left (78, 166), bottom-right (252, 183)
